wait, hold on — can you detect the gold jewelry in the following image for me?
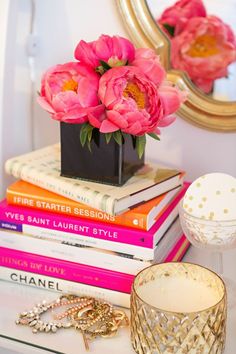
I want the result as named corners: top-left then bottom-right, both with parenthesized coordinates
top-left (15, 294), bottom-right (129, 351)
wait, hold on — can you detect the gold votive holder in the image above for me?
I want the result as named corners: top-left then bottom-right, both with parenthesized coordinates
top-left (131, 262), bottom-right (227, 354)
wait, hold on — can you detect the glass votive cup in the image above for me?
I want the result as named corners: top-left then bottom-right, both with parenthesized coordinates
top-left (131, 262), bottom-right (227, 354)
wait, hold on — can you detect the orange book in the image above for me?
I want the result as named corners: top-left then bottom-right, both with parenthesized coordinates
top-left (6, 180), bottom-right (181, 231)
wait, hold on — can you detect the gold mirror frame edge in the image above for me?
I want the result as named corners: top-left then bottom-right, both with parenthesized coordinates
top-left (117, 0), bottom-right (236, 132)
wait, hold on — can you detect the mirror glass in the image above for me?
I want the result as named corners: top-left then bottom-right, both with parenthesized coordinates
top-left (146, 0), bottom-right (236, 102)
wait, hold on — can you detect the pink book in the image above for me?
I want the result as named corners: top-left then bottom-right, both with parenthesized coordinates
top-left (164, 234), bottom-right (189, 262)
top-left (0, 236), bottom-right (189, 294)
top-left (0, 183), bottom-right (188, 248)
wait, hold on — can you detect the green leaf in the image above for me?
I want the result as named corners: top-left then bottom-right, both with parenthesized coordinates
top-left (113, 131), bottom-right (123, 145)
top-left (136, 135), bottom-right (146, 159)
top-left (105, 133), bottom-right (112, 144)
top-left (80, 124), bottom-right (89, 147)
top-left (148, 132), bottom-right (160, 141)
top-left (100, 60), bottom-right (111, 71)
top-left (163, 23), bottom-right (175, 37)
top-left (121, 132), bottom-right (130, 141)
top-left (80, 123), bottom-right (94, 148)
top-left (87, 126), bottom-right (94, 142)
top-left (87, 140), bottom-right (92, 153)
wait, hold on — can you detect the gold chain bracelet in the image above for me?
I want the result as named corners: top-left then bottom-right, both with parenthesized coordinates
top-left (15, 294), bottom-right (129, 351)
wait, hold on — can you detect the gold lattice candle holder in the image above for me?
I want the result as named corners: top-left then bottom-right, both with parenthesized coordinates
top-left (131, 262), bottom-right (227, 354)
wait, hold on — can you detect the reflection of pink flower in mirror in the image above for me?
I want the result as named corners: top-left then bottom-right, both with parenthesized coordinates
top-left (38, 62), bottom-right (101, 123)
top-left (158, 0), bottom-right (206, 36)
top-left (74, 35), bottom-right (135, 70)
top-left (171, 16), bottom-right (236, 93)
top-left (88, 66), bottom-right (185, 135)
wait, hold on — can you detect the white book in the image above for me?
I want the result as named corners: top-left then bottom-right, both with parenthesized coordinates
top-left (0, 267), bottom-right (130, 308)
top-left (0, 217), bottom-right (182, 275)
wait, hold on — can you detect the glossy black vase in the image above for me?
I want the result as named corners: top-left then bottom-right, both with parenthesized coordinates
top-left (60, 122), bottom-right (144, 186)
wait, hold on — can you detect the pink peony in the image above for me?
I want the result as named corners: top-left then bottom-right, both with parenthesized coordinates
top-left (171, 16), bottom-right (236, 93)
top-left (88, 66), bottom-right (184, 135)
top-left (74, 35), bottom-right (135, 70)
top-left (131, 48), bottom-right (166, 86)
top-left (158, 0), bottom-right (206, 36)
top-left (38, 62), bottom-right (102, 123)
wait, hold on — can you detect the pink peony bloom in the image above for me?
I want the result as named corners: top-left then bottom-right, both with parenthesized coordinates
top-left (88, 66), bottom-right (184, 135)
top-left (158, 0), bottom-right (206, 36)
top-left (131, 48), bottom-right (166, 86)
top-left (171, 16), bottom-right (236, 93)
top-left (74, 35), bottom-right (135, 70)
top-left (38, 62), bottom-right (102, 123)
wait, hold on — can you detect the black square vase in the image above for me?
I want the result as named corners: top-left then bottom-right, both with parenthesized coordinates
top-left (60, 122), bottom-right (144, 186)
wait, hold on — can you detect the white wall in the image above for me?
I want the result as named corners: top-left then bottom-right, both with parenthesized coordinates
top-left (0, 0), bottom-right (34, 197)
top-left (0, 0), bottom-right (235, 195)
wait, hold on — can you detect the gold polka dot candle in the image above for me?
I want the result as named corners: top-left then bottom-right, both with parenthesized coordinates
top-left (179, 173), bottom-right (236, 248)
top-left (183, 173), bottom-right (236, 221)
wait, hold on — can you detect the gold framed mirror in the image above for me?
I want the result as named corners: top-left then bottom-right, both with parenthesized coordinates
top-left (117, 0), bottom-right (236, 132)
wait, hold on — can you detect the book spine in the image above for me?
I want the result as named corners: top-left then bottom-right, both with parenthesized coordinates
top-left (0, 185), bottom-right (187, 248)
top-left (0, 228), bottom-right (186, 274)
top-left (0, 246), bottom-right (133, 293)
top-left (0, 202), bottom-right (151, 248)
top-left (0, 207), bottom-right (176, 250)
top-left (0, 267), bottom-right (130, 308)
top-left (0, 203), bottom-right (176, 250)
top-left (0, 230), bottom-right (153, 275)
top-left (34, 226), bottom-right (156, 259)
top-left (0, 236), bottom-right (188, 295)
top-left (165, 235), bottom-right (190, 262)
top-left (6, 185), bottom-right (148, 231)
top-left (14, 225), bottom-right (156, 260)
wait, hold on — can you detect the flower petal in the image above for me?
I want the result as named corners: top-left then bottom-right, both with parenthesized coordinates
top-left (37, 96), bottom-right (55, 114)
top-left (158, 114), bottom-right (176, 127)
top-left (74, 40), bottom-right (99, 67)
top-left (106, 110), bottom-right (128, 129)
top-left (88, 105), bottom-right (106, 128)
top-left (159, 86), bottom-right (186, 115)
top-left (99, 119), bottom-right (120, 133)
top-left (123, 121), bottom-right (143, 135)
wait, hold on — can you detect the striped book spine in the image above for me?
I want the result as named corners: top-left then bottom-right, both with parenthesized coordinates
top-left (0, 184), bottom-right (187, 248)
top-left (0, 236), bottom-right (189, 294)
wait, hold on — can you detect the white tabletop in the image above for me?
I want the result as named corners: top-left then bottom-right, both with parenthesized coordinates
top-left (0, 245), bottom-right (236, 354)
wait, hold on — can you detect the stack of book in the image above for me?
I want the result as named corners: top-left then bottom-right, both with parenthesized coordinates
top-left (0, 144), bottom-right (190, 308)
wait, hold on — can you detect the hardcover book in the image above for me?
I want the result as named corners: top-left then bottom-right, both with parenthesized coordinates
top-left (5, 144), bottom-right (184, 215)
top-left (0, 223), bottom-right (189, 294)
top-left (7, 180), bottom-right (181, 231)
top-left (0, 268), bottom-right (131, 308)
top-left (0, 183), bottom-right (187, 250)
top-left (0, 228), bottom-right (189, 310)
top-left (0, 217), bottom-right (186, 275)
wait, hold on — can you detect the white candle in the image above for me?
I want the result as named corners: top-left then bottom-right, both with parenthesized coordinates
top-left (137, 276), bottom-right (220, 312)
